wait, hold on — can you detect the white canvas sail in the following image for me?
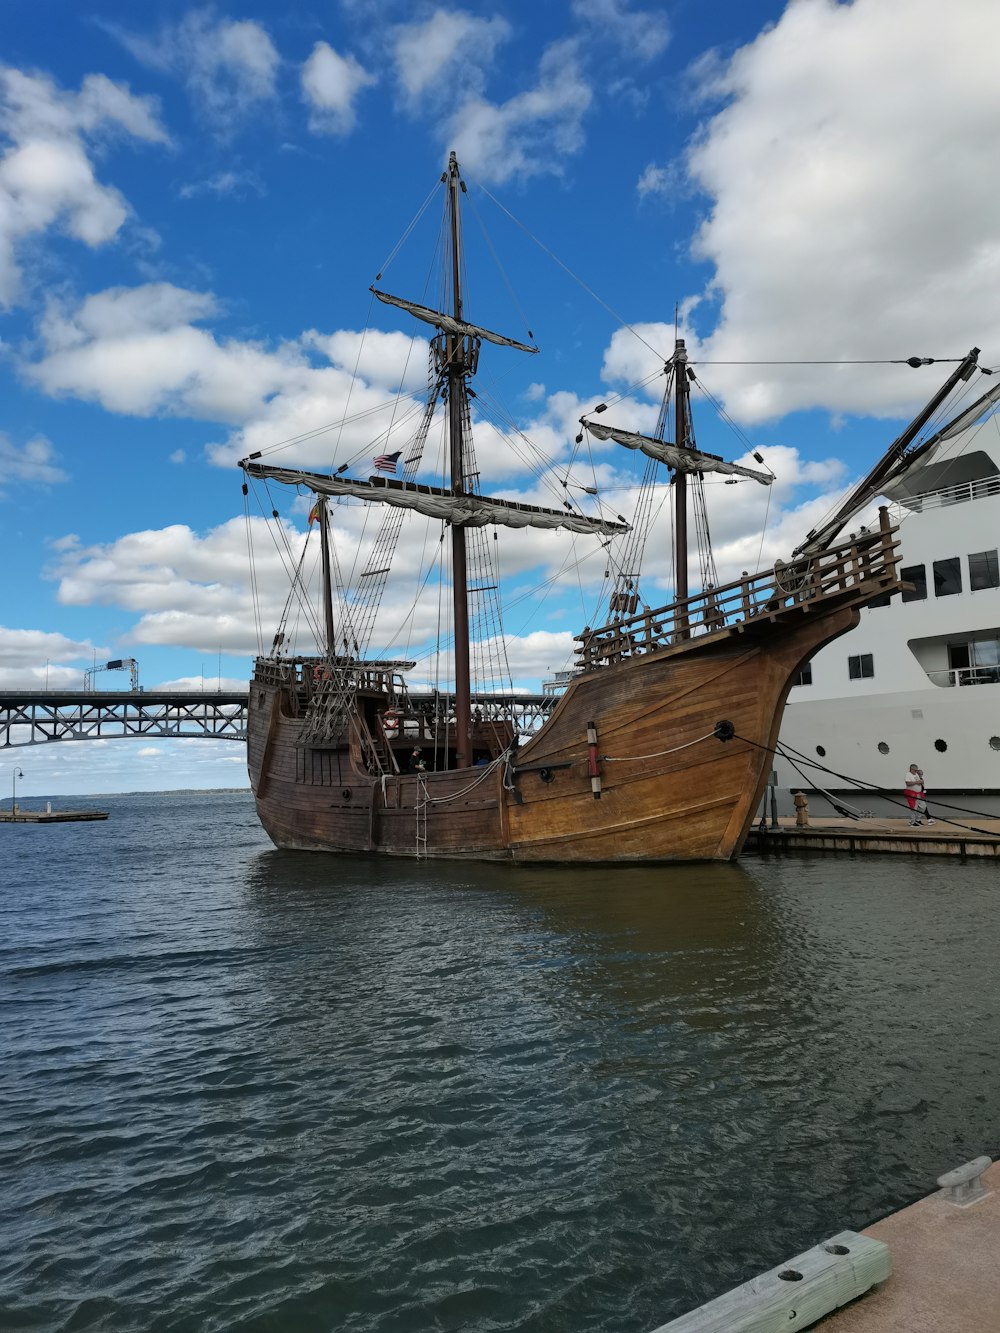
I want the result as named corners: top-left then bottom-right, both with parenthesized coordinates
top-left (582, 420), bottom-right (772, 484)
top-left (244, 464), bottom-right (629, 535)
top-left (371, 289), bottom-right (538, 354)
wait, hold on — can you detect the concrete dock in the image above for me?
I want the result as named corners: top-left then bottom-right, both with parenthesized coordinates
top-left (654, 1158), bottom-right (1000, 1331)
top-left (821, 1159), bottom-right (1000, 1331)
top-left (745, 814), bottom-right (1000, 857)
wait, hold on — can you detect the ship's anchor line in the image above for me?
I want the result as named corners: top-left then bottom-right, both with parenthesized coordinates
top-left (734, 731), bottom-right (1000, 836)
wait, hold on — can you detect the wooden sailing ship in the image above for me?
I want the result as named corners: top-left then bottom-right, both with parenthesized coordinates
top-left (241, 152), bottom-right (986, 862)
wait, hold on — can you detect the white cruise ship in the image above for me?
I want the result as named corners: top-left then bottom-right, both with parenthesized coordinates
top-left (775, 419), bottom-right (1000, 805)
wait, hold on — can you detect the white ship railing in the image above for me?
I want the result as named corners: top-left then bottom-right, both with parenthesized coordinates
top-left (925, 666), bottom-right (1000, 688)
top-left (893, 473), bottom-right (1000, 515)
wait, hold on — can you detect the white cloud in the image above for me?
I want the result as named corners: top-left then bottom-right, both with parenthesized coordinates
top-left (447, 39), bottom-right (593, 184)
top-left (0, 625), bottom-right (105, 688)
top-left (678, 0), bottom-right (1000, 422)
top-left (108, 10), bottom-right (279, 135)
top-left (637, 162), bottom-right (671, 200)
top-left (136, 746), bottom-right (163, 757)
top-left (0, 433), bottom-right (67, 489)
top-left (26, 284), bottom-right (438, 467)
top-left (169, 449), bottom-right (186, 464)
top-left (571, 0), bottom-right (670, 61)
top-left (301, 41), bottom-right (375, 136)
top-left (29, 283), bottom-right (305, 420)
top-left (156, 674), bottom-right (247, 691)
top-left (0, 67), bottom-right (168, 307)
top-left (179, 167), bottom-right (265, 200)
top-left (393, 10), bottom-right (510, 105)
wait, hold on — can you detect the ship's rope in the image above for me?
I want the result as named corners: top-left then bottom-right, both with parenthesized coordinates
top-left (776, 736), bottom-right (1000, 827)
top-left (732, 730), bottom-right (1000, 837)
top-left (420, 751), bottom-right (509, 805)
top-left (601, 730), bottom-right (719, 763)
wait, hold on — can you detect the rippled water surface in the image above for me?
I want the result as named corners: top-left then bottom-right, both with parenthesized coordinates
top-left (3, 790), bottom-right (999, 1331)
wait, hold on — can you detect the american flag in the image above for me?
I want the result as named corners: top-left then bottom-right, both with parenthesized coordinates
top-left (373, 450), bottom-right (402, 474)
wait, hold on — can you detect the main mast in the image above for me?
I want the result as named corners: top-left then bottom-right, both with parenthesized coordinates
top-left (445, 152), bottom-right (472, 768)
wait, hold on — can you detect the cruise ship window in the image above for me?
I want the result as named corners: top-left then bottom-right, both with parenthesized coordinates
top-left (793, 662), bottom-right (813, 687)
top-left (969, 549), bottom-right (999, 591)
top-left (900, 564), bottom-right (927, 602)
top-left (932, 557), bottom-right (962, 597)
top-left (848, 653), bottom-right (874, 680)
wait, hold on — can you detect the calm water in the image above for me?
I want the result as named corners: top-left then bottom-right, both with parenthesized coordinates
top-left (2, 791), bottom-right (998, 1332)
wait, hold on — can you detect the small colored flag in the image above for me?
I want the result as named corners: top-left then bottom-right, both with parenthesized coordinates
top-left (373, 450), bottom-right (402, 474)
top-left (308, 501), bottom-right (320, 525)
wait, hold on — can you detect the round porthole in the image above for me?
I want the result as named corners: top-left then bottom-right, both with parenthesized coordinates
top-left (341, 787), bottom-right (352, 800)
top-left (816, 745), bottom-right (826, 757)
top-left (877, 741), bottom-right (890, 754)
top-left (990, 736), bottom-right (1000, 752)
top-left (934, 738), bottom-right (948, 753)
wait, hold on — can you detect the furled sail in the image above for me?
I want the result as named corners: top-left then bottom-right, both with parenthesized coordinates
top-left (582, 420), bottom-right (773, 484)
top-left (243, 463), bottom-right (629, 535)
top-left (909, 377), bottom-right (1000, 450)
top-left (371, 289), bottom-right (538, 355)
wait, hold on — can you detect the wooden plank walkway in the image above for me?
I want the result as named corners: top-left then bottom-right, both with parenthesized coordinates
top-left (745, 815), bottom-right (1000, 858)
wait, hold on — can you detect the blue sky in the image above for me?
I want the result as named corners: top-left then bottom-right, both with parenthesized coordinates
top-left (3, 0), bottom-right (999, 795)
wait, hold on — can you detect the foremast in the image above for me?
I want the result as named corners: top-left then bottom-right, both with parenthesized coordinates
top-left (673, 337), bottom-right (691, 637)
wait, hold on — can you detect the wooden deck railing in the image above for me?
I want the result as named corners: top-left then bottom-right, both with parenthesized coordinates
top-left (575, 508), bottom-right (901, 670)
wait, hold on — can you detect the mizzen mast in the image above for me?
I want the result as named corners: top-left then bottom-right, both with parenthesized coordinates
top-left (317, 496), bottom-right (336, 657)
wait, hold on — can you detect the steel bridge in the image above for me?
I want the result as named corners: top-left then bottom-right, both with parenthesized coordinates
top-left (0, 689), bottom-right (557, 749)
top-left (0, 691), bottom-right (249, 749)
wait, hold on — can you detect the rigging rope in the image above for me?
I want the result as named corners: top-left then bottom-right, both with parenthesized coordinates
top-left (731, 729), bottom-right (1000, 837)
top-left (601, 730), bottom-right (718, 762)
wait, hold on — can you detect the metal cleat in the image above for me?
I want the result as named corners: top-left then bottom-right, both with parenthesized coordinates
top-left (937, 1155), bottom-right (992, 1207)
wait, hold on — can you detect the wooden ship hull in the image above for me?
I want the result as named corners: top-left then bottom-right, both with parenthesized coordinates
top-left (247, 522), bottom-right (900, 864)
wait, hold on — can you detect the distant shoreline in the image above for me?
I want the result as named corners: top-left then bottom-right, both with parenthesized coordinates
top-left (3, 787), bottom-right (252, 802)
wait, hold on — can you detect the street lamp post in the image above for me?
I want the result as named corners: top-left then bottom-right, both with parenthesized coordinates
top-left (11, 767), bottom-right (24, 819)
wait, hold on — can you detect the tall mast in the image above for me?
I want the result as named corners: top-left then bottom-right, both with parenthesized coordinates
top-left (318, 495), bottom-right (336, 656)
top-left (446, 151), bottom-right (472, 768)
top-left (673, 337), bottom-right (690, 638)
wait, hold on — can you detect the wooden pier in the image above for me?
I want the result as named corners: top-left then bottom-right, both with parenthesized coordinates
top-left (0, 808), bottom-right (108, 824)
top-left (745, 815), bottom-right (1000, 858)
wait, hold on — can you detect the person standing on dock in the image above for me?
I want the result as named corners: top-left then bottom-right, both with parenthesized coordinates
top-left (904, 763), bottom-right (935, 826)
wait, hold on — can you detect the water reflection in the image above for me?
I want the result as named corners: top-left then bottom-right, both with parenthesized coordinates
top-left (237, 846), bottom-right (1000, 1328)
top-left (8, 794), bottom-right (998, 1333)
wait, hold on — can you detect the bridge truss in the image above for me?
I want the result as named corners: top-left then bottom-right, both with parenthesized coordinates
top-left (0, 691), bottom-right (249, 749)
top-left (0, 689), bottom-right (557, 750)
